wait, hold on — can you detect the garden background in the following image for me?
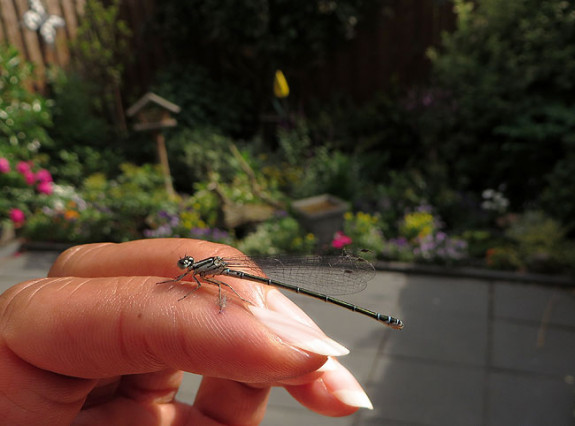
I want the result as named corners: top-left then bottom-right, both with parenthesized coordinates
top-left (1, 0), bottom-right (575, 276)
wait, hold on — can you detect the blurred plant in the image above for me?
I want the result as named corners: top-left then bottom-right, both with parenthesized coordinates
top-left (23, 184), bottom-right (89, 243)
top-left (413, 232), bottom-right (468, 264)
top-left (278, 129), bottom-right (362, 200)
top-left (0, 157), bottom-right (55, 231)
top-left (0, 45), bottom-right (53, 158)
top-left (237, 215), bottom-right (316, 255)
top-left (45, 69), bottom-right (120, 186)
top-left (369, 170), bottom-right (429, 229)
top-left (461, 229), bottom-right (497, 261)
top-left (69, 0), bottom-right (131, 134)
top-left (505, 210), bottom-right (573, 273)
top-left (427, 0), bottom-right (575, 210)
top-left (481, 188), bottom-right (509, 214)
top-left (485, 246), bottom-right (522, 271)
top-left (399, 206), bottom-right (437, 241)
top-left (143, 209), bottom-right (232, 244)
top-left (24, 163), bottom-right (173, 243)
top-left (341, 211), bottom-right (385, 253)
top-left (154, 65), bottom-right (254, 138)
top-left (332, 231), bottom-right (352, 250)
top-left (539, 151), bottom-right (575, 231)
top-left (382, 237), bottom-right (414, 262)
top-left (382, 206), bottom-right (468, 265)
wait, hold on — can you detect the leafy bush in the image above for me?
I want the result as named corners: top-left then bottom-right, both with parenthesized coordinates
top-left (0, 45), bottom-right (53, 158)
top-left (153, 65), bottom-right (254, 137)
top-left (341, 211), bottom-right (385, 254)
top-left (427, 0), bottom-right (575, 210)
top-left (237, 215), bottom-right (316, 255)
top-left (382, 206), bottom-right (468, 265)
top-left (143, 209), bottom-right (232, 244)
top-left (505, 210), bottom-right (573, 273)
top-left (485, 246), bottom-right (523, 271)
top-left (24, 163), bottom-right (173, 243)
top-left (0, 158), bottom-right (55, 230)
top-left (69, 0), bottom-right (131, 131)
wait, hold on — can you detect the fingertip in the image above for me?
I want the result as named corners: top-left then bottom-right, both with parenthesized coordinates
top-left (284, 358), bottom-right (373, 415)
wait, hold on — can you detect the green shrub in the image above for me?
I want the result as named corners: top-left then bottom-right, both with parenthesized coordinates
top-left (237, 215), bottom-right (316, 255)
top-left (427, 0), bottom-right (575, 209)
top-left (485, 246), bottom-right (523, 271)
top-left (0, 45), bottom-right (53, 158)
top-left (505, 210), bottom-right (572, 273)
top-left (341, 211), bottom-right (385, 254)
top-left (24, 163), bottom-right (174, 243)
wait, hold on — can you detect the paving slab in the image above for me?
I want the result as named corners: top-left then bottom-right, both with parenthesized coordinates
top-left (486, 372), bottom-right (575, 426)
top-left (360, 357), bottom-right (485, 426)
top-left (494, 282), bottom-right (575, 326)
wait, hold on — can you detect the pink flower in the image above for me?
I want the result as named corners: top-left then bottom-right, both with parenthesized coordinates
top-left (9, 208), bottom-right (25, 226)
top-left (23, 171), bottom-right (36, 185)
top-left (332, 231), bottom-right (352, 249)
top-left (16, 161), bottom-right (32, 174)
top-left (35, 169), bottom-right (53, 183)
top-left (0, 158), bottom-right (10, 173)
top-left (37, 181), bottom-right (53, 195)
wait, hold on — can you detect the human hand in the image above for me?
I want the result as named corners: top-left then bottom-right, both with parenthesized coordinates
top-left (0, 239), bottom-right (373, 425)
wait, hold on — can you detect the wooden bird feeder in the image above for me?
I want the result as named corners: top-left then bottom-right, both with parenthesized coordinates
top-left (127, 93), bottom-right (181, 198)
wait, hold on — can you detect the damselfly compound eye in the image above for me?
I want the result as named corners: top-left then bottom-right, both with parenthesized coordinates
top-left (177, 256), bottom-right (194, 270)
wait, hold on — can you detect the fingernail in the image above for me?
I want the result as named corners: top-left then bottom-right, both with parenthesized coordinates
top-left (322, 358), bottom-right (374, 410)
top-left (248, 305), bottom-right (349, 356)
top-left (265, 289), bottom-right (319, 328)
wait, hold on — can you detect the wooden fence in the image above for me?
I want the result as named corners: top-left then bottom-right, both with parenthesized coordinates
top-left (0, 0), bottom-right (85, 90)
top-left (301, 0), bottom-right (456, 102)
top-left (0, 0), bottom-right (454, 101)
top-left (0, 0), bottom-right (158, 92)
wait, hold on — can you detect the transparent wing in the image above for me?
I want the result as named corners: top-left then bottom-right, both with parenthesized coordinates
top-left (220, 254), bottom-right (375, 295)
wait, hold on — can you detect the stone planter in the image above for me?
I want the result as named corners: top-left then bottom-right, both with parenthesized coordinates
top-left (292, 194), bottom-right (349, 248)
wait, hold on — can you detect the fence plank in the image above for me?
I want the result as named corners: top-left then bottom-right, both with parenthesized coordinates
top-left (44, 0), bottom-right (68, 66)
top-left (0, 0), bottom-right (26, 52)
top-left (60, 0), bottom-right (78, 39)
top-left (13, 0), bottom-right (46, 90)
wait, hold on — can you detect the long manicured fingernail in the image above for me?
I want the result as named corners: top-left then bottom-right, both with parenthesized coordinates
top-left (265, 289), bottom-right (320, 328)
top-left (248, 305), bottom-right (349, 356)
top-left (322, 358), bottom-right (373, 410)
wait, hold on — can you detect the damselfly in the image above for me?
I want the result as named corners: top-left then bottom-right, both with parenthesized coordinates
top-left (160, 253), bottom-right (404, 330)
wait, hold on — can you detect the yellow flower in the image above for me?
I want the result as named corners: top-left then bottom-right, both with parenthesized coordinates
top-left (273, 70), bottom-right (290, 98)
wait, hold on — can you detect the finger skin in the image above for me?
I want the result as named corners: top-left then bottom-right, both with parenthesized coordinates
top-left (1, 274), bottom-right (322, 381)
top-left (0, 239), bottom-right (327, 425)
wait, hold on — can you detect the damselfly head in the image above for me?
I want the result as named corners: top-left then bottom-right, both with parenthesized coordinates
top-left (177, 256), bottom-right (195, 270)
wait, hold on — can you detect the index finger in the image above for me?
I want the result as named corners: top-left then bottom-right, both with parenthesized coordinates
top-left (49, 238), bottom-right (240, 280)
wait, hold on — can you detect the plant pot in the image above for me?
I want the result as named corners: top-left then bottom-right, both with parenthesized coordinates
top-left (292, 194), bottom-right (349, 248)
